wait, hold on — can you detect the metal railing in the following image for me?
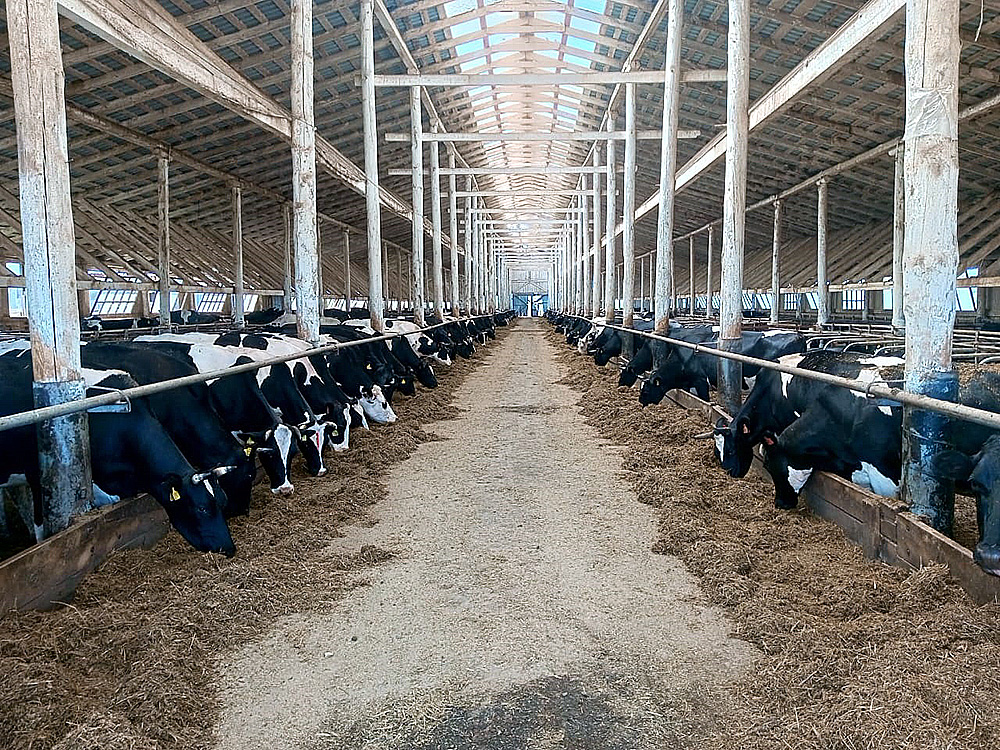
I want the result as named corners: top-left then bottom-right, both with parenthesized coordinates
top-left (0, 316), bottom-right (494, 434)
top-left (559, 314), bottom-right (1000, 432)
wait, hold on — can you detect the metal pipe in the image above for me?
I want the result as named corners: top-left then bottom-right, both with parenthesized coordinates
top-left (816, 178), bottom-right (830, 327)
top-left (705, 225), bottom-right (714, 319)
top-left (771, 200), bottom-right (782, 325)
top-left (157, 153), bottom-right (171, 324)
top-left (891, 145), bottom-right (905, 331)
top-left (232, 184), bottom-right (245, 328)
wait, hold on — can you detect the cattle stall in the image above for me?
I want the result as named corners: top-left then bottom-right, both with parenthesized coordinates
top-left (1, 0), bottom-right (1000, 745)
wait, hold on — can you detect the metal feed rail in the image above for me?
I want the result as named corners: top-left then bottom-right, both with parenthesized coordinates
top-left (571, 317), bottom-right (1000, 432)
top-left (0, 317), bottom-right (490, 434)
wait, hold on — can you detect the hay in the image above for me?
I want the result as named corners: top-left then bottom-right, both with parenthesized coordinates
top-left (547, 327), bottom-right (1000, 750)
top-left (0, 328), bottom-right (509, 750)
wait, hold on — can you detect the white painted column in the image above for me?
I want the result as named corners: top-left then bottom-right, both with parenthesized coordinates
top-left (901, 0), bottom-right (960, 534)
top-left (622, 82), bottom-right (638, 328)
top-left (581, 177), bottom-right (591, 317)
top-left (291, 0), bottom-right (320, 342)
top-left (283, 204), bottom-right (293, 312)
top-left (689, 237), bottom-right (695, 315)
top-left (410, 86), bottom-right (425, 325)
top-left (232, 184), bottom-right (245, 328)
top-left (816, 178), bottom-right (830, 327)
top-left (705, 225), bottom-right (714, 319)
top-left (771, 200), bottom-right (782, 325)
top-left (718, 0), bottom-right (750, 415)
top-left (8, 0), bottom-right (93, 534)
top-left (429, 131), bottom-right (445, 320)
top-left (360, 0), bottom-right (384, 331)
top-left (639, 255), bottom-right (646, 311)
top-left (604, 118), bottom-right (617, 324)
top-left (891, 145), bottom-right (906, 330)
top-left (592, 147), bottom-right (603, 316)
top-left (156, 152), bottom-right (171, 324)
top-left (342, 229), bottom-right (351, 311)
top-left (448, 153), bottom-right (460, 313)
top-left (654, 0), bottom-right (683, 331)
top-left (464, 177), bottom-right (473, 314)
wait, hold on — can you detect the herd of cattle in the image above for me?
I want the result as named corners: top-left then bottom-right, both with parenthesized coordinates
top-left (0, 311), bottom-right (514, 558)
top-left (548, 311), bottom-right (1000, 577)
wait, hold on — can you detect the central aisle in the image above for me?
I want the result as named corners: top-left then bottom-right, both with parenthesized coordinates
top-left (216, 319), bottom-right (755, 749)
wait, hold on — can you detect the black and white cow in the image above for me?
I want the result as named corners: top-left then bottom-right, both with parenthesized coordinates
top-left (136, 332), bottom-right (328, 476)
top-left (639, 329), bottom-right (806, 404)
top-left (0, 350), bottom-right (236, 556)
top-left (384, 318), bottom-right (451, 366)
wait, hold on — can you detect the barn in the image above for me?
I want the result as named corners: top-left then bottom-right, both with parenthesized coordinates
top-left (1, 0), bottom-right (999, 746)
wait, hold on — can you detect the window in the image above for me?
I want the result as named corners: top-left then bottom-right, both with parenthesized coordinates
top-left (6, 262), bottom-right (25, 317)
top-left (842, 288), bottom-right (866, 310)
top-left (242, 294), bottom-right (259, 312)
top-left (149, 291), bottom-right (180, 313)
top-left (957, 267), bottom-right (978, 312)
top-left (91, 289), bottom-right (137, 316)
top-left (782, 293), bottom-right (798, 311)
top-left (195, 292), bottom-right (227, 313)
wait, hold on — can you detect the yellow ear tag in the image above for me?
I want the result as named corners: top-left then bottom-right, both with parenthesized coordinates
top-left (366, 363), bottom-right (372, 370)
top-left (170, 488), bottom-right (181, 503)
top-left (244, 445), bottom-right (253, 457)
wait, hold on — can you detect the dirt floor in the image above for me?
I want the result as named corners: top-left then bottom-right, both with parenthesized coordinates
top-left (215, 318), bottom-right (755, 749)
top-left (550, 324), bottom-right (1000, 750)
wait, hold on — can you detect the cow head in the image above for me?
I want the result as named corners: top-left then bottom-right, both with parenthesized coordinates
top-left (212, 453), bottom-right (256, 517)
top-left (360, 384), bottom-right (397, 424)
top-left (638, 370), bottom-right (673, 406)
top-left (291, 421), bottom-right (327, 476)
top-left (933, 435), bottom-right (1000, 576)
top-left (151, 472), bottom-right (236, 557)
top-left (326, 406), bottom-right (352, 452)
top-left (243, 426), bottom-right (294, 496)
top-left (712, 416), bottom-right (756, 478)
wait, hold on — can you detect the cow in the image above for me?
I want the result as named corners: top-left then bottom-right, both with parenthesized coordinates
top-left (384, 318), bottom-right (452, 366)
top-left (82, 316), bottom-right (158, 333)
top-left (0, 350), bottom-right (235, 556)
top-left (136, 332), bottom-right (328, 476)
top-left (244, 307), bottom-right (286, 325)
top-left (590, 320), bottom-right (656, 368)
top-left (639, 329), bottom-right (806, 404)
top-left (170, 310), bottom-right (222, 326)
top-left (80, 342), bottom-right (257, 516)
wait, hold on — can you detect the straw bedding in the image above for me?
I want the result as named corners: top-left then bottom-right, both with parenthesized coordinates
top-left (550, 329), bottom-right (1000, 750)
top-left (0, 329), bottom-right (506, 750)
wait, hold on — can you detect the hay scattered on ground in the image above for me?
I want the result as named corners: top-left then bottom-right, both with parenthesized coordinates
top-left (548, 328), bottom-right (1000, 750)
top-left (0, 328), bottom-right (508, 750)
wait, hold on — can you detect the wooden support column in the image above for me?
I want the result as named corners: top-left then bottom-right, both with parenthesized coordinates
top-left (639, 254), bottom-right (646, 312)
top-left (471, 196), bottom-right (480, 314)
top-left (576, 195), bottom-right (585, 315)
top-left (622, 82), bottom-right (638, 327)
top-left (232, 183), bottom-right (245, 328)
top-left (718, 0), bottom-right (750, 416)
top-left (317, 223), bottom-right (324, 314)
top-left (771, 200), bottom-right (782, 324)
top-left (816, 178), bottom-right (830, 327)
top-left (410, 86), bottom-right (425, 325)
top-left (342, 229), bottom-right (351, 311)
top-left (654, 0), bottom-right (683, 330)
top-left (689, 237), bottom-right (695, 315)
top-left (892, 145), bottom-right (905, 331)
top-left (581, 178), bottom-right (591, 317)
top-left (592, 147), bottom-right (603, 316)
top-left (705, 225), bottom-right (714, 319)
top-left (448, 153), bottom-right (460, 312)
top-left (901, 0), bottom-right (960, 536)
top-left (604, 117), bottom-right (617, 324)
top-left (381, 240), bottom-right (389, 310)
top-left (360, 0), bottom-right (384, 331)
top-left (429, 130), bottom-right (445, 320)
top-left (291, 0), bottom-right (319, 342)
top-left (156, 152), bottom-right (171, 323)
top-left (487, 233), bottom-right (496, 313)
top-left (282, 204), bottom-right (293, 312)
top-left (9, 0), bottom-right (92, 536)
top-left (464, 178), bottom-right (473, 314)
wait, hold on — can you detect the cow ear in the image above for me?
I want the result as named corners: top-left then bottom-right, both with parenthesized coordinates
top-left (152, 473), bottom-right (184, 504)
top-left (293, 362), bottom-right (307, 385)
top-left (715, 416), bottom-right (729, 430)
top-left (931, 449), bottom-right (975, 481)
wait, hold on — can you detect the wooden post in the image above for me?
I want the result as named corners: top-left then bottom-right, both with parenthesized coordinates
top-left (689, 237), bottom-right (695, 315)
top-left (816, 178), bottom-right (830, 327)
top-left (622, 82), bottom-right (637, 327)
top-left (575, 196), bottom-right (584, 315)
top-left (488, 233), bottom-right (496, 313)
top-left (342, 229), bottom-right (351, 311)
top-left (429, 130), bottom-right (445, 320)
top-left (901, 0), bottom-right (960, 534)
top-left (471, 196), bottom-right (480, 314)
top-left (604, 117), bottom-right (617, 324)
top-left (771, 200), bottom-right (782, 325)
top-left (156, 152), bottom-right (171, 324)
top-left (581, 178), bottom-right (591, 317)
top-left (892, 145), bottom-right (905, 331)
top-left (282, 204), bottom-right (293, 312)
top-left (448, 153), bottom-right (460, 313)
top-left (317, 223), bottom-right (324, 315)
top-left (360, 0), bottom-right (384, 331)
top-left (718, 0), bottom-right (750, 416)
top-left (9, 0), bottom-right (93, 536)
top-left (381, 240), bottom-right (389, 311)
top-left (654, 0), bottom-right (682, 330)
top-left (464, 178), bottom-right (473, 314)
top-left (291, 0), bottom-right (319, 342)
top-left (409, 86), bottom-right (425, 325)
top-left (705, 225), bottom-right (714, 319)
top-left (639, 254), bottom-right (646, 312)
top-left (232, 184), bottom-right (245, 328)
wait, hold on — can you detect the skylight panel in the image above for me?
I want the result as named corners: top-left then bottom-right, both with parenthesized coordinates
top-left (563, 52), bottom-right (592, 68)
top-left (449, 18), bottom-right (482, 38)
top-left (537, 11), bottom-right (564, 23)
top-left (485, 11), bottom-right (516, 24)
top-left (569, 16), bottom-right (601, 34)
top-left (455, 39), bottom-right (484, 55)
top-left (442, 0), bottom-right (476, 17)
top-left (488, 33), bottom-right (517, 45)
top-left (458, 55), bottom-right (486, 71)
top-left (574, 0), bottom-right (606, 12)
top-left (566, 34), bottom-right (595, 52)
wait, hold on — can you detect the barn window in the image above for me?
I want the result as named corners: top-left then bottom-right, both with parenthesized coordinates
top-left (149, 291), bottom-right (180, 312)
top-left (842, 288), bottom-right (865, 310)
top-left (195, 292), bottom-right (227, 313)
top-left (91, 289), bottom-right (138, 316)
top-left (956, 267), bottom-right (978, 312)
top-left (782, 293), bottom-right (798, 310)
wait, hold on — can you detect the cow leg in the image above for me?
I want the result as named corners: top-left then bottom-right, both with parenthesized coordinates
top-left (975, 491), bottom-right (1000, 576)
